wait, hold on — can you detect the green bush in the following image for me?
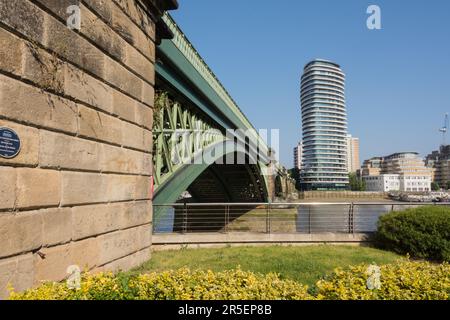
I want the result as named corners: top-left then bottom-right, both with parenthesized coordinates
top-left (375, 206), bottom-right (450, 262)
top-left (9, 268), bottom-right (311, 300)
top-left (9, 261), bottom-right (450, 300)
top-left (315, 260), bottom-right (450, 300)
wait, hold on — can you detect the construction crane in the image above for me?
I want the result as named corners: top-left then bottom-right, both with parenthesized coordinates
top-left (439, 113), bottom-right (449, 146)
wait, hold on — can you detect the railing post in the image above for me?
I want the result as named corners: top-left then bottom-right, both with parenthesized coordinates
top-left (225, 205), bottom-right (229, 234)
top-left (308, 206), bottom-right (312, 234)
top-left (348, 203), bottom-right (354, 234)
top-left (266, 204), bottom-right (271, 234)
top-left (182, 202), bottom-right (188, 234)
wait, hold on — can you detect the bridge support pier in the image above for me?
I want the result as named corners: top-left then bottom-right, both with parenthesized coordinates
top-left (0, 0), bottom-right (176, 298)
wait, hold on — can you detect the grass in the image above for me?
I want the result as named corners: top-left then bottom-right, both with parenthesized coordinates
top-left (132, 245), bottom-right (403, 287)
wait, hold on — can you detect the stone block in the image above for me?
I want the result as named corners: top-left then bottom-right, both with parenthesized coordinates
top-left (112, 90), bottom-right (136, 123)
top-left (0, 167), bottom-right (16, 210)
top-left (64, 64), bottom-right (113, 113)
top-left (0, 0), bottom-right (45, 44)
top-left (107, 174), bottom-right (136, 202)
top-left (16, 168), bottom-right (61, 209)
top-left (39, 130), bottom-right (101, 171)
top-left (70, 238), bottom-right (100, 271)
top-left (0, 28), bottom-right (23, 75)
top-left (61, 171), bottom-right (108, 206)
top-left (0, 253), bottom-right (34, 300)
top-left (41, 208), bottom-right (72, 246)
top-left (0, 74), bottom-right (78, 134)
top-left (72, 203), bottom-right (123, 241)
top-left (0, 212), bottom-right (43, 259)
top-left (78, 105), bottom-right (122, 145)
top-left (33, 243), bottom-right (71, 284)
top-left (100, 144), bottom-right (143, 174)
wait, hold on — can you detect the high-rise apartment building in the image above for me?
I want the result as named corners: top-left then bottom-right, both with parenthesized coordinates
top-left (346, 134), bottom-right (360, 173)
top-left (300, 59), bottom-right (349, 190)
top-left (293, 142), bottom-right (303, 169)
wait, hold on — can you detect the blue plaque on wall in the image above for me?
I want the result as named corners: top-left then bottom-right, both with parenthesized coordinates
top-left (0, 127), bottom-right (21, 159)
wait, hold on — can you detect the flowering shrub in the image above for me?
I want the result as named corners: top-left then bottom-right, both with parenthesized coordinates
top-left (9, 268), bottom-right (311, 300)
top-left (9, 261), bottom-right (450, 300)
top-left (375, 206), bottom-right (450, 262)
top-left (315, 260), bottom-right (450, 300)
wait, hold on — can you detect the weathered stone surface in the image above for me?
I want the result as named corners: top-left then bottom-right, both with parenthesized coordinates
top-left (23, 44), bottom-right (65, 93)
top-left (0, 0), bottom-right (45, 44)
top-left (41, 208), bottom-right (72, 246)
top-left (0, 28), bottom-right (23, 75)
top-left (124, 45), bottom-right (154, 85)
top-left (39, 130), bottom-right (101, 171)
top-left (121, 121), bottom-right (145, 151)
top-left (107, 174), bottom-right (136, 202)
top-left (80, 3), bottom-right (125, 61)
top-left (112, 0), bottom-right (156, 40)
top-left (135, 176), bottom-right (151, 200)
top-left (44, 15), bottom-right (105, 79)
top-left (135, 102), bottom-right (153, 130)
top-left (0, 167), bottom-right (16, 210)
top-left (0, 253), bottom-right (34, 300)
top-left (16, 168), bottom-right (61, 209)
top-left (61, 172), bottom-right (108, 206)
top-left (104, 57), bottom-right (142, 101)
top-left (98, 227), bottom-right (142, 265)
top-left (96, 247), bottom-right (150, 273)
top-left (112, 90), bottom-right (136, 123)
top-left (33, 243), bottom-right (71, 284)
top-left (0, 212), bottom-right (43, 259)
top-left (72, 203), bottom-right (123, 240)
top-left (0, 75), bottom-right (78, 134)
top-left (64, 64), bottom-right (113, 113)
top-left (121, 201), bottom-right (152, 229)
top-left (70, 237), bottom-right (100, 271)
top-left (100, 144), bottom-right (143, 174)
top-left (142, 82), bottom-right (155, 107)
top-left (78, 105), bottom-right (122, 145)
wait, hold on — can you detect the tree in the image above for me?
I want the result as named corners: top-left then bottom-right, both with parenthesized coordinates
top-left (431, 182), bottom-right (440, 191)
top-left (446, 181), bottom-right (450, 191)
top-left (349, 173), bottom-right (366, 191)
top-left (288, 168), bottom-right (302, 191)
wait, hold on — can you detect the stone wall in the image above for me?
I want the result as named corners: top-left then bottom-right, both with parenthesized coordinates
top-left (0, 0), bottom-right (162, 298)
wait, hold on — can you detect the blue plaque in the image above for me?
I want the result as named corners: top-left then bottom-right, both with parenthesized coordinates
top-left (0, 127), bottom-right (21, 159)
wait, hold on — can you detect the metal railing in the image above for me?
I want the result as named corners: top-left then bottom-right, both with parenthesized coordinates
top-left (153, 202), bottom-right (450, 235)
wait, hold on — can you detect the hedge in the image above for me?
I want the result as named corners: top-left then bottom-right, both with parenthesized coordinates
top-left (375, 206), bottom-right (450, 262)
top-left (9, 261), bottom-right (450, 300)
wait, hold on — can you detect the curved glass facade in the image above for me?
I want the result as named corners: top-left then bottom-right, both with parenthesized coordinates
top-left (300, 60), bottom-right (349, 190)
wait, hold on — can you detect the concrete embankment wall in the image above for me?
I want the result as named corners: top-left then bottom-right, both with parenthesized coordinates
top-left (0, 0), bottom-right (160, 298)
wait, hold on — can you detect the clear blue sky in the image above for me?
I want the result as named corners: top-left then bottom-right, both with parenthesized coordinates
top-left (171, 0), bottom-right (450, 168)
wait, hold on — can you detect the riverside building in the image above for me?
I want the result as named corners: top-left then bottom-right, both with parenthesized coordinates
top-left (300, 59), bottom-right (349, 190)
top-left (363, 152), bottom-right (432, 192)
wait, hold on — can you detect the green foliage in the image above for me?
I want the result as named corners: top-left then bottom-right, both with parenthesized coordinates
top-left (315, 260), bottom-right (450, 300)
top-left (9, 269), bottom-right (311, 301)
top-left (432, 182), bottom-right (440, 191)
top-left (10, 261), bottom-right (450, 300)
top-left (288, 168), bottom-right (302, 191)
top-left (375, 206), bottom-right (450, 262)
top-left (349, 173), bottom-right (366, 191)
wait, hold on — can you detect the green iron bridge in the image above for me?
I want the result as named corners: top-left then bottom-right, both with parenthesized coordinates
top-left (153, 14), bottom-right (295, 222)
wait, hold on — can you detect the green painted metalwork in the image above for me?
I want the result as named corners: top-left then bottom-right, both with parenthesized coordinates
top-left (153, 92), bottom-right (225, 189)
